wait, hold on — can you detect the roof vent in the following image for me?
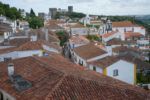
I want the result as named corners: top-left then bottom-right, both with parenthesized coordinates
top-left (3, 39), bottom-right (9, 46)
top-left (7, 63), bottom-right (32, 91)
top-left (10, 74), bottom-right (32, 92)
top-left (4, 57), bottom-right (12, 63)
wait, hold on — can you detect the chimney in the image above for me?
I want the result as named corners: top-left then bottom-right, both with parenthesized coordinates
top-left (8, 63), bottom-right (14, 76)
top-left (30, 35), bottom-right (37, 42)
top-left (84, 19), bottom-right (86, 27)
top-left (45, 28), bottom-right (49, 41)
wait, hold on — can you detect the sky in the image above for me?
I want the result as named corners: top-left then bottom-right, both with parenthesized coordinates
top-left (1, 0), bottom-right (150, 15)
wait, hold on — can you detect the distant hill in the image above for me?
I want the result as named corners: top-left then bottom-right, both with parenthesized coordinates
top-left (135, 15), bottom-right (150, 25)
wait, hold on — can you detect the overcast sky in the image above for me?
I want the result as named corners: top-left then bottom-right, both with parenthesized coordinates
top-left (1, 0), bottom-right (150, 15)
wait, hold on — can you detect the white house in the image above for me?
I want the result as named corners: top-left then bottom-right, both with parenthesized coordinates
top-left (100, 21), bottom-right (146, 44)
top-left (0, 23), bottom-right (12, 42)
top-left (17, 20), bottom-right (29, 31)
top-left (88, 56), bottom-right (136, 85)
top-left (69, 35), bottom-right (90, 49)
top-left (70, 23), bottom-right (88, 36)
top-left (72, 43), bottom-right (109, 67)
top-left (0, 40), bottom-right (61, 62)
top-left (137, 39), bottom-right (150, 50)
top-left (112, 21), bottom-right (146, 36)
top-left (101, 31), bottom-right (124, 42)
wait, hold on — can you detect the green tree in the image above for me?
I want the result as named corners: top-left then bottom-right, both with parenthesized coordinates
top-left (56, 31), bottom-right (69, 46)
top-left (0, 2), bottom-right (22, 20)
top-left (30, 8), bottom-right (36, 17)
top-left (86, 35), bottom-right (100, 41)
top-left (29, 17), bottom-right (43, 29)
top-left (67, 12), bottom-right (86, 19)
top-left (0, 7), bottom-right (4, 15)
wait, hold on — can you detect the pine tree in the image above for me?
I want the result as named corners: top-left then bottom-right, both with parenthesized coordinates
top-left (30, 8), bottom-right (36, 17)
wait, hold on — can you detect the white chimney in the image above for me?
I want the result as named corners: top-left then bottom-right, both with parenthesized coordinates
top-left (8, 63), bottom-right (14, 76)
top-left (30, 35), bottom-right (37, 41)
top-left (45, 29), bottom-right (49, 41)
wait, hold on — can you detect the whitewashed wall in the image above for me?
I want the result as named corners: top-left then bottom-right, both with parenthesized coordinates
top-left (89, 64), bottom-right (103, 73)
top-left (42, 45), bottom-right (59, 53)
top-left (87, 53), bottom-right (109, 62)
top-left (71, 28), bottom-right (88, 36)
top-left (73, 52), bottom-right (87, 67)
top-left (106, 60), bottom-right (135, 85)
top-left (0, 50), bottom-right (42, 62)
top-left (102, 32), bottom-right (123, 42)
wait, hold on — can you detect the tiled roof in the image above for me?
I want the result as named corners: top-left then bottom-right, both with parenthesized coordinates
top-left (16, 40), bottom-right (44, 51)
top-left (69, 35), bottom-right (90, 45)
top-left (0, 38), bottom-right (30, 47)
top-left (16, 40), bottom-right (61, 51)
top-left (0, 54), bottom-right (149, 100)
top-left (102, 31), bottom-right (117, 38)
top-left (88, 56), bottom-right (121, 69)
top-left (0, 47), bottom-right (17, 54)
top-left (0, 40), bottom-right (61, 54)
top-left (48, 20), bottom-right (65, 25)
top-left (0, 56), bottom-right (64, 100)
top-left (112, 46), bottom-right (139, 53)
top-left (29, 29), bottom-right (60, 43)
top-left (70, 23), bottom-right (86, 28)
top-left (106, 38), bottom-right (124, 45)
top-left (119, 54), bottom-right (150, 70)
top-left (74, 43), bottom-right (107, 60)
top-left (0, 23), bottom-right (12, 33)
top-left (125, 32), bottom-right (143, 39)
top-left (112, 21), bottom-right (135, 27)
top-left (106, 39), bottom-right (136, 46)
top-left (47, 75), bottom-right (148, 100)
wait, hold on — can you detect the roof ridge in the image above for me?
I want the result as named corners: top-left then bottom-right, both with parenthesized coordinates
top-left (45, 74), bottom-right (67, 99)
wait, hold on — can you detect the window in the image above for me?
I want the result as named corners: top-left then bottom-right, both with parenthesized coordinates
top-left (0, 92), bottom-right (4, 100)
top-left (113, 69), bottom-right (118, 76)
top-left (4, 57), bottom-right (12, 62)
top-left (93, 66), bottom-right (96, 71)
top-left (79, 59), bottom-right (83, 66)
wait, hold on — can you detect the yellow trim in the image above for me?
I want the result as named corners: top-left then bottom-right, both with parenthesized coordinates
top-left (103, 68), bottom-right (107, 75)
top-left (134, 64), bottom-right (137, 85)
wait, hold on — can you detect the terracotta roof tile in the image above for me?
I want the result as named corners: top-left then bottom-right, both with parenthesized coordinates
top-left (0, 38), bottom-right (30, 47)
top-left (112, 21), bottom-right (135, 27)
top-left (119, 54), bottom-right (150, 70)
top-left (88, 56), bottom-right (121, 69)
top-left (69, 35), bottom-right (90, 45)
top-left (0, 54), bottom-right (149, 100)
top-left (102, 31), bottom-right (117, 38)
top-left (0, 47), bottom-right (17, 54)
top-left (112, 46), bottom-right (139, 53)
top-left (106, 38), bottom-right (124, 45)
top-left (70, 23), bottom-right (86, 28)
top-left (0, 23), bottom-right (12, 32)
top-left (74, 43), bottom-right (107, 60)
top-left (47, 75), bottom-right (148, 100)
top-left (125, 32), bottom-right (144, 39)
top-left (16, 40), bottom-right (61, 52)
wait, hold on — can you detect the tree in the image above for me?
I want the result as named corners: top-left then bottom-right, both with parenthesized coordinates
top-left (86, 35), bottom-right (100, 41)
top-left (0, 7), bottom-right (4, 15)
top-left (67, 12), bottom-right (86, 19)
top-left (56, 31), bottom-right (69, 46)
top-left (0, 2), bottom-right (22, 20)
top-left (30, 8), bottom-right (36, 17)
top-left (28, 17), bottom-right (43, 29)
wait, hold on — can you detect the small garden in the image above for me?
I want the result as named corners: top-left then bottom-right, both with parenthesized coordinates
top-left (56, 31), bottom-right (69, 46)
top-left (137, 73), bottom-right (150, 84)
top-left (86, 35), bottom-right (101, 41)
